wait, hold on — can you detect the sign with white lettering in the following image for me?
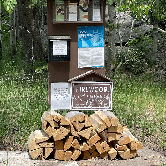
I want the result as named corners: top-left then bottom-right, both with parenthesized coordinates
top-left (71, 82), bottom-right (113, 110)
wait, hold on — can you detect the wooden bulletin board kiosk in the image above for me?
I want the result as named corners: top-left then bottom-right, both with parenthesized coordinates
top-left (47, 0), bottom-right (112, 110)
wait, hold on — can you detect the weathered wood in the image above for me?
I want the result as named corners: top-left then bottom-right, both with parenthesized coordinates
top-left (64, 136), bottom-right (74, 151)
top-left (100, 141), bottom-right (110, 152)
top-left (54, 140), bottom-right (64, 150)
top-left (65, 151), bottom-right (72, 161)
top-left (80, 142), bottom-right (90, 151)
top-left (39, 142), bottom-right (54, 148)
top-left (115, 144), bottom-right (127, 151)
top-left (90, 114), bottom-right (107, 133)
top-left (108, 147), bottom-right (117, 160)
top-left (95, 142), bottom-right (105, 154)
top-left (87, 133), bottom-right (101, 147)
top-left (95, 110), bottom-right (111, 127)
top-left (29, 148), bottom-right (43, 160)
top-left (55, 150), bottom-right (65, 160)
top-left (72, 139), bottom-right (80, 149)
top-left (28, 130), bottom-right (49, 151)
top-left (107, 133), bottom-right (122, 142)
top-left (53, 126), bottom-right (70, 141)
top-left (78, 127), bottom-right (93, 139)
top-left (71, 150), bottom-right (81, 161)
top-left (45, 147), bottom-right (53, 159)
top-left (107, 123), bottom-right (123, 133)
top-left (82, 151), bottom-right (91, 160)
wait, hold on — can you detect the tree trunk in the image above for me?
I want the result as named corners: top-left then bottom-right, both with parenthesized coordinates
top-left (16, 0), bottom-right (43, 74)
top-left (0, 2), bottom-right (2, 61)
top-left (107, 2), bottom-right (116, 76)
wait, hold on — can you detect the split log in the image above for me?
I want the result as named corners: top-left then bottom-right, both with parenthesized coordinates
top-left (54, 150), bottom-right (65, 160)
top-left (87, 133), bottom-right (101, 147)
top-left (100, 141), bottom-right (111, 152)
top-left (107, 133), bottom-right (122, 142)
top-left (78, 127), bottom-right (93, 139)
top-left (108, 147), bottom-right (117, 160)
top-left (72, 139), bottom-right (80, 149)
top-left (100, 152), bottom-right (108, 159)
top-left (71, 150), bottom-right (81, 161)
top-left (95, 110), bottom-right (111, 127)
top-left (89, 145), bottom-right (96, 153)
top-left (118, 148), bottom-right (137, 159)
top-left (65, 151), bottom-right (72, 161)
top-left (54, 140), bottom-right (64, 150)
top-left (64, 136), bottom-right (74, 151)
top-left (101, 111), bottom-right (119, 126)
top-left (115, 144), bottom-right (127, 151)
top-left (39, 141), bottom-right (54, 148)
top-left (90, 114), bottom-right (107, 133)
top-left (44, 147), bottom-right (53, 159)
top-left (30, 148), bottom-right (43, 160)
top-left (107, 123), bottom-right (123, 133)
top-left (82, 151), bottom-right (91, 160)
top-left (80, 142), bottom-right (90, 151)
top-left (95, 142), bottom-right (105, 154)
top-left (91, 151), bottom-right (100, 158)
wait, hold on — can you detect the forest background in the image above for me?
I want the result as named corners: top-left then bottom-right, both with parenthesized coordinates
top-left (0, 0), bottom-right (166, 154)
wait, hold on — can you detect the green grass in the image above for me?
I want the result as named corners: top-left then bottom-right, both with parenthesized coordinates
top-left (0, 39), bottom-right (165, 151)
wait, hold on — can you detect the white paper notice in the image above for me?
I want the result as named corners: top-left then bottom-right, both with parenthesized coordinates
top-left (78, 47), bottom-right (104, 68)
top-left (51, 83), bottom-right (71, 110)
top-left (69, 4), bottom-right (77, 21)
top-left (53, 40), bottom-right (67, 55)
top-left (93, 9), bottom-right (101, 21)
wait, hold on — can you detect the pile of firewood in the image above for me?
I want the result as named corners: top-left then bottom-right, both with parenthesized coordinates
top-left (28, 110), bottom-right (142, 160)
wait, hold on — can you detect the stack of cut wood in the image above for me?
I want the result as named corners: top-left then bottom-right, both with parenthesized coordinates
top-left (28, 110), bottom-right (142, 160)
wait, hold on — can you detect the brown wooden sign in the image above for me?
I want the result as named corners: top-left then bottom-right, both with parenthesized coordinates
top-left (71, 82), bottom-right (113, 110)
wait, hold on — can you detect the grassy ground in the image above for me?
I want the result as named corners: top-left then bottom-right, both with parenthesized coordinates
top-left (0, 40), bottom-right (165, 152)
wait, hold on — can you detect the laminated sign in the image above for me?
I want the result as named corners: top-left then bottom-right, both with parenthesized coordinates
top-left (78, 26), bottom-right (104, 68)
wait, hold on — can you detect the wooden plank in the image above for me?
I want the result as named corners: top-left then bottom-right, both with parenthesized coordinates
top-left (95, 142), bottom-right (105, 154)
top-left (55, 150), bottom-right (65, 160)
top-left (95, 110), bottom-right (111, 127)
top-left (78, 127), bottom-right (93, 139)
top-left (72, 139), bottom-right (80, 149)
top-left (45, 147), bottom-right (53, 159)
top-left (54, 140), bottom-right (64, 150)
top-left (80, 142), bottom-right (90, 151)
top-left (53, 126), bottom-right (70, 141)
top-left (65, 151), bottom-right (72, 161)
top-left (100, 141), bottom-right (110, 152)
top-left (108, 147), bottom-right (117, 160)
top-left (82, 151), bottom-right (91, 160)
top-left (29, 148), bottom-right (43, 160)
top-left (71, 149), bottom-right (81, 161)
top-left (87, 133), bottom-right (101, 147)
top-left (64, 136), bottom-right (74, 151)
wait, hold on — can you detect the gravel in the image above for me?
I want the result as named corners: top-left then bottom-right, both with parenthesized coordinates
top-left (0, 147), bottom-right (166, 166)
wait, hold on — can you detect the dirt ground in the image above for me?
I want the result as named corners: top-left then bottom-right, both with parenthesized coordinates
top-left (0, 147), bottom-right (166, 166)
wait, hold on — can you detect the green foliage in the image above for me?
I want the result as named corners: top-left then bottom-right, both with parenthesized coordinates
top-left (116, 35), bottom-right (153, 75)
top-left (2, 0), bottom-right (17, 13)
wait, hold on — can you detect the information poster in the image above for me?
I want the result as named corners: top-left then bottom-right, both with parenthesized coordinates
top-left (55, 0), bottom-right (65, 21)
top-left (79, 0), bottom-right (89, 21)
top-left (78, 26), bottom-right (104, 68)
top-left (69, 3), bottom-right (77, 21)
top-left (93, 0), bottom-right (101, 21)
top-left (51, 83), bottom-right (71, 110)
top-left (53, 40), bottom-right (67, 55)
